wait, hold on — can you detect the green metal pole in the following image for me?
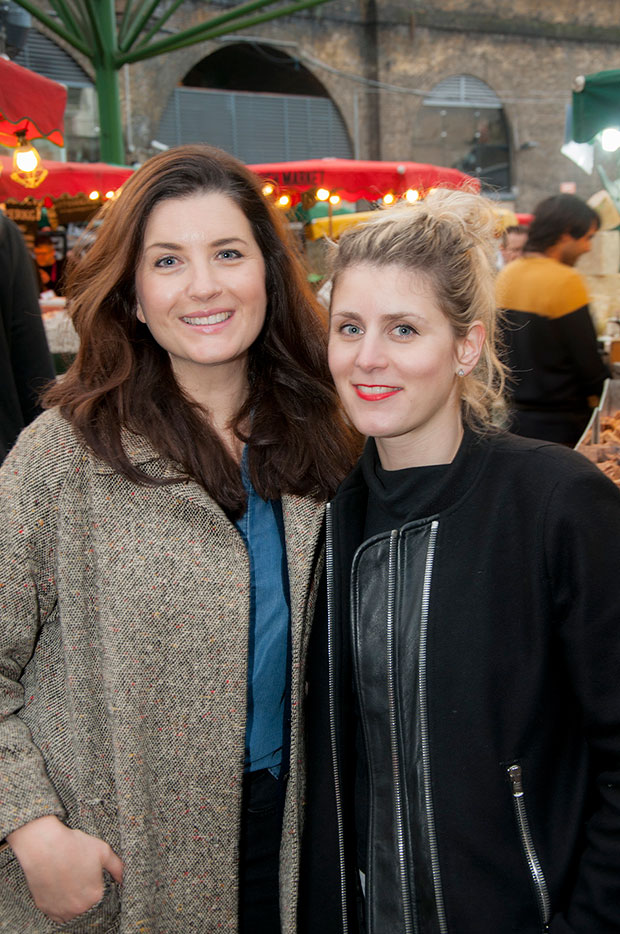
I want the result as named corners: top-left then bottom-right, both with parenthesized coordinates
top-left (94, 60), bottom-right (125, 164)
top-left (91, 0), bottom-right (125, 164)
top-left (122, 0), bottom-right (335, 63)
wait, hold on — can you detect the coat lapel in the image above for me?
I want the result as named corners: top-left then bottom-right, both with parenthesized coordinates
top-left (281, 493), bottom-right (325, 638)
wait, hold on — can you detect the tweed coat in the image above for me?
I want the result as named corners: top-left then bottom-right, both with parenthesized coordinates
top-left (0, 408), bottom-right (325, 933)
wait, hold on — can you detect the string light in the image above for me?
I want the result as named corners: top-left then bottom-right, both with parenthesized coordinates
top-left (14, 145), bottom-right (39, 173)
top-left (329, 193), bottom-right (341, 205)
top-left (405, 188), bottom-right (420, 203)
top-left (316, 188), bottom-right (330, 201)
top-left (277, 194), bottom-right (291, 208)
top-left (383, 192), bottom-right (395, 205)
top-left (10, 131), bottom-right (47, 189)
top-left (88, 190), bottom-right (100, 201)
top-left (262, 183), bottom-right (275, 196)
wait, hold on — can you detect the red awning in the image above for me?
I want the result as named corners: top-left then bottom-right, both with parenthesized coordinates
top-left (0, 155), bottom-right (133, 200)
top-left (0, 56), bottom-right (67, 148)
top-left (247, 157), bottom-right (479, 204)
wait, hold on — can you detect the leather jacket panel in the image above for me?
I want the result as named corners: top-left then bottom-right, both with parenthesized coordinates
top-left (352, 521), bottom-right (444, 934)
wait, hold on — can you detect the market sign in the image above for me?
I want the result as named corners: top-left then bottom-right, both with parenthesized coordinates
top-left (268, 170), bottom-right (325, 187)
top-left (4, 199), bottom-right (41, 224)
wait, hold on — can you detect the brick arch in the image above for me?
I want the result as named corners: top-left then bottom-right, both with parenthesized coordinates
top-left (155, 42), bottom-right (353, 162)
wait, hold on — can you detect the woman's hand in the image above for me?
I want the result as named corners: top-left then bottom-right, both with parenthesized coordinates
top-left (6, 814), bottom-right (123, 924)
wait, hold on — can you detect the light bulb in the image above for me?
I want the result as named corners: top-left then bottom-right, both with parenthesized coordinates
top-left (15, 148), bottom-right (39, 172)
top-left (601, 128), bottom-right (620, 153)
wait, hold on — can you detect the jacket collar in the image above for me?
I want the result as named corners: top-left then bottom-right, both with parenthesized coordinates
top-left (92, 428), bottom-right (166, 473)
top-left (331, 426), bottom-right (494, 525)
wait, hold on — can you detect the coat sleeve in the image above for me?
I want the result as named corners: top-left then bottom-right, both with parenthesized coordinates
top-left (0, 421), bottom-right (67, 841)
top-left (545, 455), bottom-right (620, 932)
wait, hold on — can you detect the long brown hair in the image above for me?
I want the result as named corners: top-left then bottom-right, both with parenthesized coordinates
top-left (46, 144), bottom-right (359, 516)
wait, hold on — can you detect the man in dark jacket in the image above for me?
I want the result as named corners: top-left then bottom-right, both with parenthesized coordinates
top-left (496, 194), bottom-right (609, 445)
top-left (0, 214), bottom-right (55, 463)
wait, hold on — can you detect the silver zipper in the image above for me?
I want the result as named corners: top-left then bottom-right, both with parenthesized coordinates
top-left (507, 763), bottom-right (551, 930)
top-left (386, 530), bottom-right (415, 934)
top-left (325, 504), bottom-right (349, 934)
top-left (418, 520), bottom-right (448, 933)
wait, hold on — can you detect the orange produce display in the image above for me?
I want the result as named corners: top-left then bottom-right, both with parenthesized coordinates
top-left (579, 411), bottom-right (620, 485)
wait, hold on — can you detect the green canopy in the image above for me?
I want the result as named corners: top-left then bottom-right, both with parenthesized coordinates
top-left (572, 69), bottom-right (620, 143)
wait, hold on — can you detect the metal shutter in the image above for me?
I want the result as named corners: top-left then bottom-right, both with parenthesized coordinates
top-left (14, 28), bottom-right (92, 86)
top-left (423, 75), bottom-right (501, 109)
top-left (156, 87), bottom-right (352, 160)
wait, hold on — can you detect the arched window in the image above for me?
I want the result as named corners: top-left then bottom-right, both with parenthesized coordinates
top-left (156, 43), bottom-right (352, 162)
top-left (415, 75), bottom-right (511, 195)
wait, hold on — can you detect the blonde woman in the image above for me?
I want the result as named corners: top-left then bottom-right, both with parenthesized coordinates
top-left (301, 190), bottom-right (620, 933)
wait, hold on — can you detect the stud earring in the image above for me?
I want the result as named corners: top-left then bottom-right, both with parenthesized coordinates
top-left (457, 368), bottom-right (465, 377)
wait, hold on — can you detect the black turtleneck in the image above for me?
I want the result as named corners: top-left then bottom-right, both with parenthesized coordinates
top-left (361, 427), bottom-right (480, 539)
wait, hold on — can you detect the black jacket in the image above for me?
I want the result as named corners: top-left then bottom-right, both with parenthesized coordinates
top-left (0, 215), bottom-right (55, 463)
top-left (301, 430), bottom-right (620, 933)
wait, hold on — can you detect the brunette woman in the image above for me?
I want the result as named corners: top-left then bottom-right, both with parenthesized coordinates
top-left (0, 144), bottom-right (358, 934)
top-left (302, 189), bottom-right (620, 933)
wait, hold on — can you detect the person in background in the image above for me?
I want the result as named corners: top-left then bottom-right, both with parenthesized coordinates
top-left (0, 213), bottom-right (55, 464)
top-left (496, 193), bottom-right (609, 445)
top-left (0, 144), bottom-right (358, 934)
top-left (34, 229), bottom-right (64, 294)
top-left (301, 189), bottom-right (620, 934)
top-left (499, 223), bottom-right (528, 265)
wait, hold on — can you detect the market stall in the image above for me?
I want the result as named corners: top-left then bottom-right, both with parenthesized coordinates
top-left (0, 156), bottom-right (132, 357)
top-left (248, 157), bottom-right (480, 206)
top-left (0, 154), bottom-right (133, 294)
top-left (248, 157), bottom-right (482, 271)
top-left (0, 155), bottom-right (133, 207)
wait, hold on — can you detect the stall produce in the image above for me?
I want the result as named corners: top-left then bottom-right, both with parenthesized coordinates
top-left (576, 379), bottom-right (620, 485)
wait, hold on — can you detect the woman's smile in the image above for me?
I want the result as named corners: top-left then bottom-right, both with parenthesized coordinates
top-left (180, 310), bottom-right (233, 327)
top-left (353, 384), bottom-right (403, 401)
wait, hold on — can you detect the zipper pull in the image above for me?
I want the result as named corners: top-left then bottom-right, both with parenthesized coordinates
top-left (508, 763), bottom-right (524, 796)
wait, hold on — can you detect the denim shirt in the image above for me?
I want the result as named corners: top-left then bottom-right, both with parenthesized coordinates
top-left (236, 456), bottom-right (290, 775)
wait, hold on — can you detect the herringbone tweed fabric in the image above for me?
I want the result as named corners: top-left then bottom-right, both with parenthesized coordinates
top-left (0, 409), bottom-right (325, 933)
